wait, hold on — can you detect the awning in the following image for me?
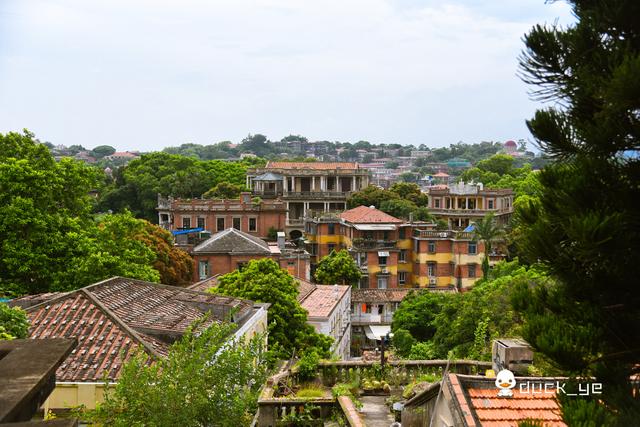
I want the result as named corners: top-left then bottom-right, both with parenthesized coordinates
top-left (353, 224), bottom-right (397, 231)
top-left (364, 325), bottom-right (391, 341)
top-left (172, 227), bottom-right (204, 235)
top-left (378, 251), bottom-right (390, 257)
top-left (463, 224), bottom-right (476, 232)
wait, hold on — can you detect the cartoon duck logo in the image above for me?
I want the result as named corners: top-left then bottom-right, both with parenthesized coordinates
top-left (495, 369), bottom-right (516, 397)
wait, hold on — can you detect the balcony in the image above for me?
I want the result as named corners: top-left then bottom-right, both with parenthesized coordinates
top-left (351, 313), bottom-right (394, 325)
top-left (351, 238), bottom-right (397, 250)
top-left (413, 230), bottom-right (474, 240)
top-left (286, 218), bottom-right (304, 226)
top-left (429, 207), bottom-right (512, 216)
top-left (283, 191), bottom-right (351, 200)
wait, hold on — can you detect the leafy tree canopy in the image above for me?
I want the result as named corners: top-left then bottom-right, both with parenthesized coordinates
top-left (514, 1), bottom-right (640, 422)
top-left (202, 182), bottom-right (245, 200)
top-left (211, 259), bottom-right (332, 359)
top-left (0, 303), bottom-right (29, 340)
top-left (314, 249), bottom-right (361, 286)
top-left (90, 145), bottom-right (116, 158)
top-left (347, 183), bottom-right (431, 220)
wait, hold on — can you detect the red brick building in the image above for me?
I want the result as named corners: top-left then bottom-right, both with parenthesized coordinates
top-left (192, 228), bottom-right (310, 282)
top-left (157, 192), bottom-right (286, 239)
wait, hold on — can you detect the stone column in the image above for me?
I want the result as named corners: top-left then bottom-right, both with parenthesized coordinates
top-left (283, 177), bottom-right (288, 193)
top-left (351, 177), bottom-right (356, 191)
top-left (312, 176), bottom-right (316, 192)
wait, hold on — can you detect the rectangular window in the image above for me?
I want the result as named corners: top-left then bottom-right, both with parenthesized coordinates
top-left (428, 241), bottom-right (436, 253)
top-left (468, 242), bottom-right (477, 254)
top-left (428, 262), bottom-right (436, 277)
top-left (249, 217), bottom-right (257, 232)
top-left (197, 217), bottom-right (205, 229)
top-left (378, 255), bottom-right (387, 266)
top-left (377, 276), bottom-right (388, 289)
top-left (414, 239), bottom-right (419, 252)
top-left (359, 276), bottom-right (369, 289)
top-left (233, 217), bottom-right (241, 230)
top-left (399, 271), bottom-right (406, 285)
top-left (383, 231), bottom-right (389, 240)
top-left (365, 304), bottom-right (372, 314)
top-left (399, 249), bottom-right (407, 262)
top-left (216, 217), bottom-right (225, 232)
top-left (328, 243), bottom-right (336, 253)
top-left (468, 264), bottom-right (477, 278)
top-left (182, 217), bottom-right (191, 229)
top-left (377, 305), bottom-right (384, 315)
top-left (488, 199), bottom-right (494, 209)
top-left (434, 199), bottom-right (441, 208)
top-left (198, 260), bottom-right (209, 280)
top-left (327, 223), bottom-right (335, 235)
top-left (399, 228), bottom-right (406, 239)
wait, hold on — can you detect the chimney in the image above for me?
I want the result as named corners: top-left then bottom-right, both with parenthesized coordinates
top-left (240, 192), bottom-right (251, 203)
top-left (492, 338), bottom-right (533, 375)
top-left (276, 231), bottom-right (286, 250)
top-left (333, 283), bottom-right (339, 300)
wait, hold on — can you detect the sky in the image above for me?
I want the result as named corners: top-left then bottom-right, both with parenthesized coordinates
top-left (0, 0), bottom-right (574, 151)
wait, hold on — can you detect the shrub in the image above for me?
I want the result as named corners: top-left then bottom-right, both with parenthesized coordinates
top-left (297, 350), bottom-right (320, 382)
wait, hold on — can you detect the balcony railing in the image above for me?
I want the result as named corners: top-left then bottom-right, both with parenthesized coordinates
top-left (351, 313), bottom-right (394, 324)
top-left (351, 238), bottom-right (397, 250)
top-left (413, 230), bottom-right (474, 240)
top-left (429, 207), bottom-right (513, 215)
top-left (286, 218), bottom-right (304, 226)
top-left (283, 191), bottom-right (351, 199)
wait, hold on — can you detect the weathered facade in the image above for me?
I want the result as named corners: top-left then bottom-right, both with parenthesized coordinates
top-left (426, 181), bottom-right (514, 230)
top-left (246, 162), bottom-right (370, 238)
top-left (304, 206), bottom-right (504, 291)
top-left (157, 192), bottom-right (286, 240)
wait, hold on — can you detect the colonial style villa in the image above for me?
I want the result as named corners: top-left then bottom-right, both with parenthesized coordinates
top-left (426, 181), bottom-right (514, 230)
top-left (246, 162), bottom-right (370, 238)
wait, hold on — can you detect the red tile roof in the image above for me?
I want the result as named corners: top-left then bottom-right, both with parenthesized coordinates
top-left (265, 161), bottom-right (359, 170)
top-left (295, 278), bottom-right (317, 303)
top-left (340, 206), bottom-right (403, 224)
top-left (449, 374), bottom-right (567, 427)
top-left (25, 277), bottom-right (257, 382)
top-left (299, 284), bottom-right (350, 318)
top-left (28, 290), bottom-right (159, 381)
top-left (351, 288), bottom-right (412, 303)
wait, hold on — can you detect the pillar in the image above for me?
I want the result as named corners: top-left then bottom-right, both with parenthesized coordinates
top-left (351, 177), bottom-right (356, 191)
top-left (312, 176), bottom-right (316, 192)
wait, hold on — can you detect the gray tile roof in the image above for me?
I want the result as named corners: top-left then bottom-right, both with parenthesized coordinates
top-left (193, 228), bottom-right (272, 254)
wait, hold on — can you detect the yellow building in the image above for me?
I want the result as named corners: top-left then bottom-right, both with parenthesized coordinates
top-left (18, 277), bottom-right (269, 412)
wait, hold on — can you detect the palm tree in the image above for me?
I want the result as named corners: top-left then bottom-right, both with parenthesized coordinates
top-left (472, 212), bottom-right (505, 279)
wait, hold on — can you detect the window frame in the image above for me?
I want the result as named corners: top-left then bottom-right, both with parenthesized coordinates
top-left (248, 217), bottom-right (257, 232)
top-left (232, 217), bottom-right (241, 230)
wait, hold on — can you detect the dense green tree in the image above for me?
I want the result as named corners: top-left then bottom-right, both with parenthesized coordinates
top-left (472, 212), bottom-right (505, 279)
top-left (391, 328), bottom-right (416, 358)
top-left (90, 145), bottom-right (116, 158)
top-left (379, 199), bottom-right (417, 220)
top-left (391, 290), bottom-right (447, 342)
top-left (0, 303), bottom-right (29, 340)
top-left (384, 160), bottom-right (399, 169)
top-left (88, 320), bottom-right (267, 426)
top-left (314, 249), bottom-right (362, 286)
top-left (514, 1), bottom-right (640, 422)
top-left (202, 182), bottom-right (245, 199)
top-left (389, 182), bottom-right (429, 206)
top-left (475, 154), bottom-right (514, 176)
top-left (346, 185), bottom-right (398, 209)
top-left (98, 153), bottom-right (249, 221)
top-left (0, 130), bottom-right (99, 295)
top-left (211, 259), bottom-right (332, 359)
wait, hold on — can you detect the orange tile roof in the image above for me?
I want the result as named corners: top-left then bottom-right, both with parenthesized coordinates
top-left (449, 374), bottom-right (567, 427)
top-left (299, 284), bottom-right (350, 318)
top-left (265, 161), bottom-right (359, 170)
top-left (351, 288), bottom-right (412, 303)
top-left (295, 278), bottom-right (317, 303)
top-left (340, 205), bottom-right (403, 223)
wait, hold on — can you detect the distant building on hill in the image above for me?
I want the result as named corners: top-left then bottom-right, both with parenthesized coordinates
top-left (104, 151), bottom-right (140, 161)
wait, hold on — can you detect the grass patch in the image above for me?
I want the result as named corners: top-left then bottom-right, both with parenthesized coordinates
top-left (296, 383), bottom-right (325, 399)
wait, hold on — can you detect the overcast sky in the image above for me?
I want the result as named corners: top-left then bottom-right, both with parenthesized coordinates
top-left (0, 0), bottom-right (574, 151)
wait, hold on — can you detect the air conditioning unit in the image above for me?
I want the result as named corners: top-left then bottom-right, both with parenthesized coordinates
top-left (429, 277), bottom-right (437, 285)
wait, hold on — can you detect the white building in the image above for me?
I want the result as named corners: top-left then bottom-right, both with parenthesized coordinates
top-left (297, 279), bottom-right (351, 360)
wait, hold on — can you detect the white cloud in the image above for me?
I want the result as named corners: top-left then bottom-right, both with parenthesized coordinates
top-left (0, 0), bottom-right (574, 149)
